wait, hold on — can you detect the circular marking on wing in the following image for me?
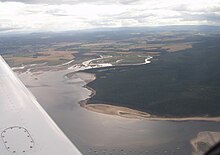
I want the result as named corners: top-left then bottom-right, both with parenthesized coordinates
top-left (1, 126), bottom-right (34, 153)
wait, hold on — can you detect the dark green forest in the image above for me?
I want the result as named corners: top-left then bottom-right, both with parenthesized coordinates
top-left (86, 35), bottom-right (220, 117)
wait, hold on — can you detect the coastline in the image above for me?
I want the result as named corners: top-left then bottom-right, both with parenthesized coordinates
top-left (81, 102), bottom-right (220, 122)
top-left (191, 131), bottom-right (220, 155)
top-left (18, 64), bottom-right (220, 155)
top-left (73, 71), bottom-right (220, 122)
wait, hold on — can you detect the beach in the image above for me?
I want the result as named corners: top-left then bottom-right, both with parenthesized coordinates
top-left (82, 103), bottom-right (220, 122)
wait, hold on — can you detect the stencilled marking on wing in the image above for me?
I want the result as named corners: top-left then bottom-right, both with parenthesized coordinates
top-left (0, 76), bottom-right (24, 122)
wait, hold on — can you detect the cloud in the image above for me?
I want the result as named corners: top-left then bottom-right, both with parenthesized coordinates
top-left (180, 13), bottom-right (220, 24)
top-left (0, 27), bottom-right (14, 31)
top-left (0, 0), bottom-right (220, 32)
top-left (0, 0), bottom-right (143, 5)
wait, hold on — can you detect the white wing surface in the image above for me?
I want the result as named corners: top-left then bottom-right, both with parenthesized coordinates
top-left (0, 56), bottom-right (82, 155)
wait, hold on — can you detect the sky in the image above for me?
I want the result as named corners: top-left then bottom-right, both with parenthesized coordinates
top-left (0, 0), bottom-right (220, 32)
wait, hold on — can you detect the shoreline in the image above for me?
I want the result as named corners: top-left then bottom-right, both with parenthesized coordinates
top-left (191, 131), bottom-right (220, 155)
top-left (72, 71), bottom-right (220, 122)
top-left (81, 103), bottom-right (220, 122)
top-left (17, 58), bottom-right (220, 155)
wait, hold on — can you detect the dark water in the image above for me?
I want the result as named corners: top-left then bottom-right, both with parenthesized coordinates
top-left (86, 38), bottom-right (220, 117)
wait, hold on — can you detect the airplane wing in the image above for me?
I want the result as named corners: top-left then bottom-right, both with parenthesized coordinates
top-left (0, 56), bottom-right (82, 155)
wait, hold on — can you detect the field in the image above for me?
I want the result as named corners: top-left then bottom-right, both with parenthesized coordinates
top-left (3, 51), bottom-right (75, 66)
top-left (1, 26), bottom-right (220, 117)
top-left (1, 26), bottom-right (203, 67)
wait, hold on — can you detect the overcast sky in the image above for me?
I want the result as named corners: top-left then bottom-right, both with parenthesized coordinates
top-left (0, 0), bottom-right (220, 32)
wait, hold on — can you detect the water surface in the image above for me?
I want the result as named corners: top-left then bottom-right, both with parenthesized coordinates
top-left (19, 70), bottom-right (220, 155)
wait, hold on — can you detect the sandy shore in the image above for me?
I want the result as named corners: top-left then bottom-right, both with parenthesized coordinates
top-left (80, 103), bottom-right (220, 122)
top-left (191, 131), bottom-right (220, 155)
top-left (80, 103), bottom-right (151, 119)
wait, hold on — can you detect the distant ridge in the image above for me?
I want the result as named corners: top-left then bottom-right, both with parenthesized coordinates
top-left (1, 25), bottom-right (220, 36)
